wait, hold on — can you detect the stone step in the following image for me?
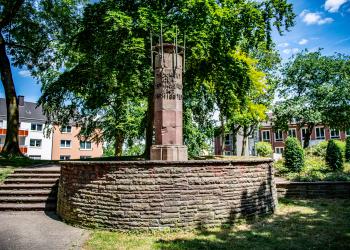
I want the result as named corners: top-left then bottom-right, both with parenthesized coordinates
top-left (0, 184), bottom-right (57, 189)
top-left (4, 178), bottom-right (59, 184)
top-left (13, 169), bottom-right (60, 174)
top-left (0, 189), bottom-right (56, 196)
top-left (0, 202), bottom-right (56, 211)
top-left (8, 173), bottom-right (60, 179)
top-left (0, 196), bottom-right (56, 203)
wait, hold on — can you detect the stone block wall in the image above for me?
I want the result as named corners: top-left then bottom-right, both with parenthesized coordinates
top-left (277, 181), bottom-right (350, 198)
top-left (57, 159), bottom-right (276, 230)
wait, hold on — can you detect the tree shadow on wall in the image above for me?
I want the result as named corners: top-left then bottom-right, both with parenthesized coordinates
top-left (155, 195), bottom-right (350, 250)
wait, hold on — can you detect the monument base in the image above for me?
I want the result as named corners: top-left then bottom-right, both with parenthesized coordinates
top-left (150, 145), bottom-right (188, 161)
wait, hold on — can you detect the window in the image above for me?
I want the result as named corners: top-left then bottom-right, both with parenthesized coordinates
top-left (60, 155), bottom-right (71, 160)
top-left (225, 134), bottom-right (232, 146)
top-left (275, 147), bottom-right (284, 155)
top-left (80, 156), bottom-right (92, 160)
top-left (80, 141), bottom-right (92, 150)
top-left (330, 129), bottom-right (340, 138)
top-left (224, 151), bottom-right (232, 156)
top-left (288, 129), bottom-right (296, 138)
top-left (31, 123), bottom-right (43, 131)
top-left (0, 120), bottom-right (3, 128)
top-left (29, 155), bottom-right (41, 160)
top-left (346, 129), bottom-right (350, 137)
top-left (60, 140), bottom-right (71, 148)
top-left (19, 137), bottom-right (25, 146)
top-left (29, 139), bottom-right (42, 147)
top-left (301, 128), bottom-right (307, 140)
top-left (0, 137), bottom-right (4, 145)
top-left (315, 127), bottom-right (325, 139)
top-left (61, 125), bottom-right (72, 133)
top-left (275, 130), bottom-right (283, 141)
top-left (262, 130), bottom-right (270, 142)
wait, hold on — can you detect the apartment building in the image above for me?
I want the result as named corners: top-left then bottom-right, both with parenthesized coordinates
top-left (0, 96), bottom-right (103, 160)
top-left (259, 119), bottom-right (350, 155)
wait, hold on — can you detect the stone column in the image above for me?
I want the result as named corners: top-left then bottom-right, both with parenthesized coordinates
top-left (150, 44), bottom-right (188, 161)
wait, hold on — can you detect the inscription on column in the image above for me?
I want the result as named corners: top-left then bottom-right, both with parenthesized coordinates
top-left (155, 70), bottom-right (183, 100)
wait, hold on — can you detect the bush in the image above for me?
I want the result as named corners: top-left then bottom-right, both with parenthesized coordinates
top-left (334, 140), bottom-right (346, 159)
top-left (256, 142), bottom-right (273, 157)
top-left (284, 137), bottom-right (304, 172)
top-left (326, 140), bottom-right (343, 171)
top-left (345, 137), bottom-right (350, 162)
top-left (305, 141), bottom-right (328, 158)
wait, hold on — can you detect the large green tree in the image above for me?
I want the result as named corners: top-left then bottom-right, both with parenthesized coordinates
top-left (0, 0), bottom-right (84, 157)
top-left (273, 50), bottom-right (350, 148)
top-left (39, 0), bottom-right (295, 158)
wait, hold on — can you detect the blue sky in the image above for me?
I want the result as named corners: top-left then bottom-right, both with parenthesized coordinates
top-left (1, 0), bottom-right (350, 103)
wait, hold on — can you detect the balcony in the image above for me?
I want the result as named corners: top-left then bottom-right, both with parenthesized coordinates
top-left (0, 129), bottom-right (29, 136)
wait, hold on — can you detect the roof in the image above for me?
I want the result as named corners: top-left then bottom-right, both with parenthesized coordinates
top-left (0, 98), bottom-right (47, 122)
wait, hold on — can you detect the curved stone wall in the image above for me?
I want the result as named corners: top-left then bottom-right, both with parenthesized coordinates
top-left (57, 159), bottom-right (276, 230)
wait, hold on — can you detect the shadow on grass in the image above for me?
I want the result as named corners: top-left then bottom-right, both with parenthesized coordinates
top-left (156, 198), bottom-right (350, 250)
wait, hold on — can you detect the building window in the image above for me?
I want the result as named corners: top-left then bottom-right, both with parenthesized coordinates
top-left (60, 140), bottom-right (71, 148)
top-left (29, 139), bottom-right (42, 148)
top-left (275, 130), bottom-right (283, 141)
top-left (31, 123), bottom-right (43, 131)
top-left (80, 141), bottom-right (92, 150)
top-left (80, 156), bottom-right (92, 160)
top-left (224, 134), bottom-right (232, 146)
top-left (0, 120), bottom-right (3, 128)
top-left (19, 137), bottom-right (25, 146)
top-left (0, 137), bottom-right (4, 145)
top-left (330, 129), bottom-right (340, 138)
top-left (288, 128), bottom-right (296, 137)
top-left (262, 130), bottom-right (270, 142)
top-left (346, 129), bottom-right (350, 137)
top-left (315, 127), bottom-right (325, 139)
top-left (29, 155), bottom-right (41, 160)
top-left (60, 155), bottom-right (71, 160)
top-left (61, 125), bottom-right (72, 133)
top-left (224, 151), bottom-right (232, 156)
top-left (301, 128), bottom-right (308, 140)
top-left (275, 147), bottom-right (284, 155)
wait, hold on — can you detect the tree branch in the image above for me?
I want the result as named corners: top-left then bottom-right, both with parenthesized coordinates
top-left (5, 42), bottom-right (36, 54)
top-left (0, 0), bottom-right (24, 29)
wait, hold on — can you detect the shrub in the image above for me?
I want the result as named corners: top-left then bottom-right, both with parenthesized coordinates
top-left (305, 141), bottom-right (328, 158)
top-left (256, 142), bottom-right (273, 157)
top-left (326, 140), bottom-right (343, 171)
top-left (284, 137), bottom-right (304, 172)
top-left (345, 137), bottom-right (350, 162)
top-left (334, 140), bottom-right (346, 159)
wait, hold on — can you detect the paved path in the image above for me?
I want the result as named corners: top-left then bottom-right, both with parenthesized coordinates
top-left (0, 212), bottom-right (89, 250)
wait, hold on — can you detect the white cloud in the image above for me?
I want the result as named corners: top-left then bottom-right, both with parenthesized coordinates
top-left (278, 42), bottom-right (289, 48)
top-left (300, 10), bottom-right (334, 25)
top-left (282, 48), bottom-right (299, 55)
top-left (18, 70), bottom-right (31, 78)
top-left (298, 39), bottom-right (309, 45)
top-left (325, 0), bottom-right (348, 12)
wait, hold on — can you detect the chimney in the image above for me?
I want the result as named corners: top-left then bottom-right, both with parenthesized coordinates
top-left (18, 95), bottom-right (24, 106)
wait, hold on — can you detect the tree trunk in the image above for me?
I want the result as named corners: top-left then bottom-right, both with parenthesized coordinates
top-left (220, 114), bottom-right (225, 156)
top-left (241, 126), bottom-right (248, 156)
top-left (0, 33), bottom-right (22, 158)
top-left (303, 124), bottom-right (314, 149)
top-left (114, 134), bottom-right (124, 156)
top-left (144, 89), bottom-right (154, 159)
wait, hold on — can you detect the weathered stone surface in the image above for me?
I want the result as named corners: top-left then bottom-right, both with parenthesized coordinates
top-left (57, 159), bottom-right (276, 230)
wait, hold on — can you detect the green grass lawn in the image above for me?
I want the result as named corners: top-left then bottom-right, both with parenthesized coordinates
top-left (83, 198), bottom-right (350, 250)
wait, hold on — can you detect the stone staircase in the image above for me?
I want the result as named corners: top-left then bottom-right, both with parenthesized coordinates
top-left (0, 166), bottom-right (60, 211)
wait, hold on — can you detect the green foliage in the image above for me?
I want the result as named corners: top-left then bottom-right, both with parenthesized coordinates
top-left (274, 159), bottom-right (289, 175)
top-left (273, 51), bottom-right (350, 148)
top-left (256, 141), bottom-right (273, 157)
top-left (326, 140), bottom-right (343, 171)
top-left (284, 137), bottom-right (304, 172)
top-left (305, 141), bottom-right (328, 158)
top-left (346, 137), bottom-right (350, 162)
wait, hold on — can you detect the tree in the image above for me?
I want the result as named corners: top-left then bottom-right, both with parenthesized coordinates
top-left (273, 50), bottom-right (350, 148)
top-left (0, 0), bottom-right (85, 157)
top-left (39, 0), bottom-right (295, 158)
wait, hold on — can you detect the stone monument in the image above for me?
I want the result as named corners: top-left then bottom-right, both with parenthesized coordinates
top-left (150, 43), bottom-right (188, 161)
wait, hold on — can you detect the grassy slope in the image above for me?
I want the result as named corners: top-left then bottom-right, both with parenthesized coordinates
top-left (84, 199), bottom-right (350, 250)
